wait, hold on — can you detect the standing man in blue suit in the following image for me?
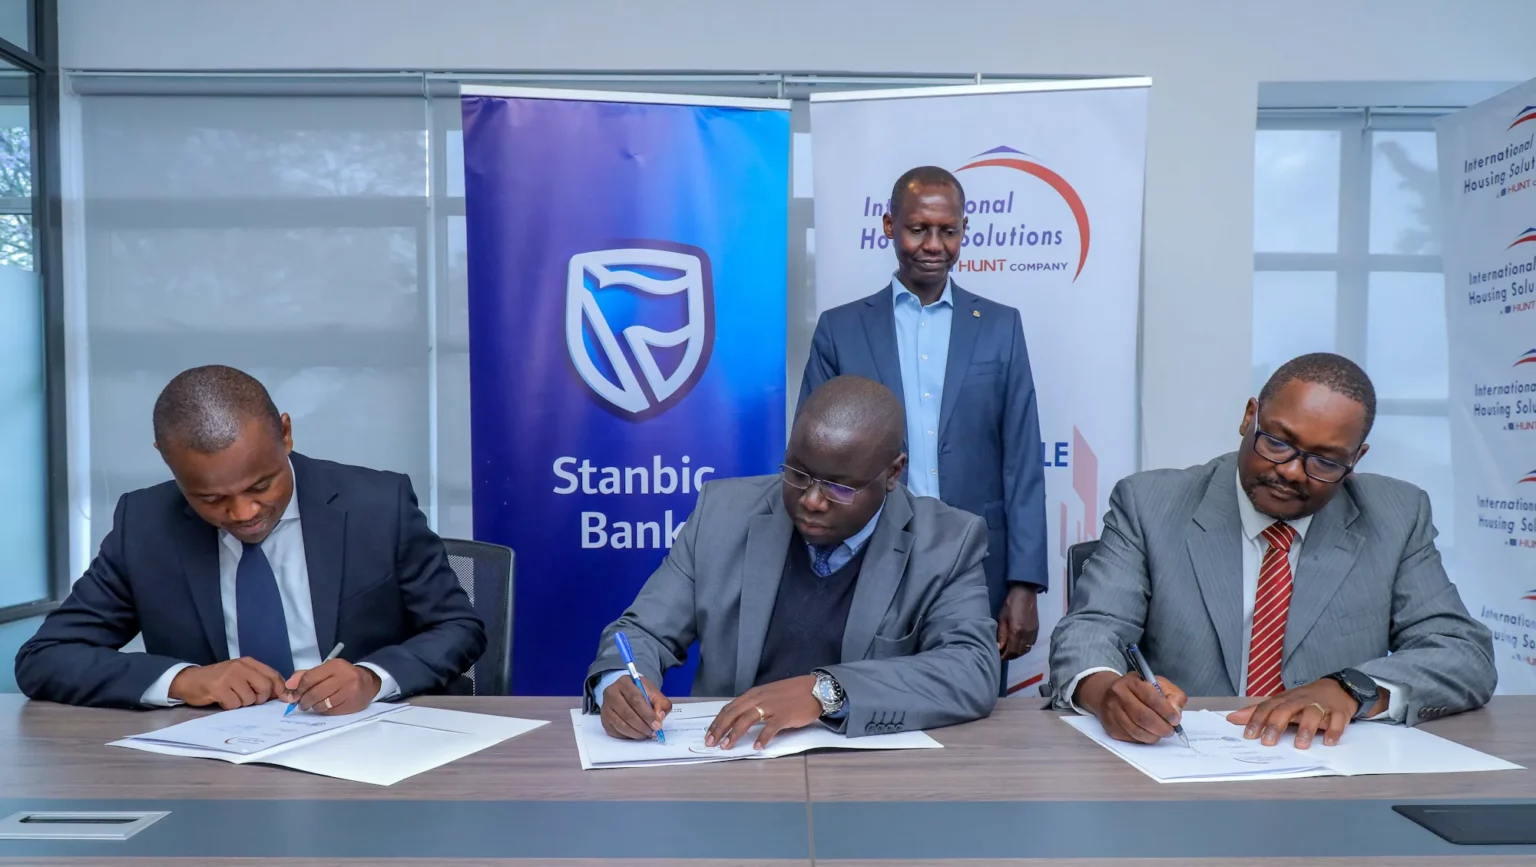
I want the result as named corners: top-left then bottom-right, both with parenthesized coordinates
top-left (17, 365), bottom-right (486, 711)
top-left (800, 166), bottom-right (1048, 692)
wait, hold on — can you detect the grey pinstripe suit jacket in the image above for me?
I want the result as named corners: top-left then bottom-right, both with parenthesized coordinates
top-left (1049, 453), bottom-right (1496, 726)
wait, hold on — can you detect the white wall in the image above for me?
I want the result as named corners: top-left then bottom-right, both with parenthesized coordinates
top-left (59, 0), bottom-right (1536, 471)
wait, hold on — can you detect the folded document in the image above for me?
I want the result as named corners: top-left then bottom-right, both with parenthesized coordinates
top-left (572, 700), bottom-right (942, 770)
top-left (112, 701), bottom-right (547, 785)
top-left (1064, 709), bottom-right (1522, 783)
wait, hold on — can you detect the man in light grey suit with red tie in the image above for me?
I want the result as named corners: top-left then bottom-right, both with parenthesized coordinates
top-left (1050, 353), bottom-right (1495, 749)
top-left (800, 166), bottom-right (1048, 693)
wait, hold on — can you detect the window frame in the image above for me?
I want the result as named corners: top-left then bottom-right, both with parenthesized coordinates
top-left (1254, 109), bottom-right (1448, 422)
top-left (0, 0), bottom-right (63, 624)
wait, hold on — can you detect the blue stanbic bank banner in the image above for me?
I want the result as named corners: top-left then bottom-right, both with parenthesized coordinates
top-left (461, 87), bottom-right (790, 694)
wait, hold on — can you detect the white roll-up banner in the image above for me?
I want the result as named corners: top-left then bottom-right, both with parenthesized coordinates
top-left (1437, 79), bottom-right (1536, 693)
top-left (810, 79), bottom-right (1149, 694)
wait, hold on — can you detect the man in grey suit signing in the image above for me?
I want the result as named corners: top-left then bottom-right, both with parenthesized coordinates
top-left (1051, 352), bottom-right (1495, 749)
top-left (586, 375), bottom-right (999, 749)
top-left (800, 166), bottom-right (1048, 683)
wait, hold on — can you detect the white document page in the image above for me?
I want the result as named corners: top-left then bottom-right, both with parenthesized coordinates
top-left (258, 707), bottom-right (548, 786)
top-left (121, 701), bottom-right (404, 754)
top-left (572, 700), bottom-right (941, 770)
top-left (1064, 710), bottom-right (1331, 782)
top-left (1304, 717), bottom-right (1523, 777)
top-left (1064, 709), bottom-right (1523, 783)
top-left (111, 705), bottom-right (547, 786)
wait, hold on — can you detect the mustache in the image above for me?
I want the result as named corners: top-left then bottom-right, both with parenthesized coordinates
top-left (1257, 472), bottom-right (1308, 499)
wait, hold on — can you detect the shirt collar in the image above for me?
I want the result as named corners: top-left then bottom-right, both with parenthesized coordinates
top-left (842, 503), bottom-right (883, 554)
top-left (812, 503), bottom-right (884, 556)
top-left (1233, 468), bottom-right (1311, 543)
top-left (891, 274), bottom-right (953, 309)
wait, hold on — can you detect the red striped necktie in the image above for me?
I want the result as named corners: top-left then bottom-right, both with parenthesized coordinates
top-left (1247, 521), bottom-right (1297, 697)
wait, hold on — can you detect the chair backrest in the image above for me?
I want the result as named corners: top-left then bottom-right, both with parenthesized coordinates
top-left (1039, 538), bottom-right (1103, 699)
top-left (440, 538), bottom-right (514, 696)
top-left (1065, 539), bottom-right (1100, 607)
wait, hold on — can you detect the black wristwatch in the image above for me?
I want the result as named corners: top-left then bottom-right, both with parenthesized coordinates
top-left (1324, 668), bottom-right (1380, 720)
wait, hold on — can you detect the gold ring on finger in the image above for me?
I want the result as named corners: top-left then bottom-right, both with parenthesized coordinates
top-left (755, 706), bottom-right (765, 722)
top-left (1309, 702), bottom-right (1329, 717)
top-left (324, 697), bottom-right (333, 711)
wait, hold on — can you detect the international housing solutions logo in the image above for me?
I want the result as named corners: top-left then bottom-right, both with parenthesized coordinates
top-left (1479, 593), bottom-right (1536, 665)
top-left (559, 242), bottom-right (719, 551)
top-left (1474, 470), bottom-right (1536, 549)
top-left (1460, 106), bottom-right (1536, 199)
top-left (855, 145), bottom-right (1091, 282)
top-left (1465, 228), bottom-right (1536, 316)
top-left (1471, 349), bottom-right (1536, 431)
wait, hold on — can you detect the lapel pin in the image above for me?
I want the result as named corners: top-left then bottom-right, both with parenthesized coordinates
top-left (972, 310), bottom-right (980, 318)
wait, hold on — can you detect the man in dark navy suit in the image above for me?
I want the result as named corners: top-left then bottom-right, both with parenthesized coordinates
top-left (800, 166), bottom-right (1048, 692)
top-left (17, 365), bottom-right (486, 711)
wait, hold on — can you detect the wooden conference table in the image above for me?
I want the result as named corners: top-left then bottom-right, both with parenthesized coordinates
top-left (0, 694), bottom-right (1534, 865)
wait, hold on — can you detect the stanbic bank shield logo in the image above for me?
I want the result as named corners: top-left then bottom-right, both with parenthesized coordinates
top-left (565, 243), bottom-right (714, 420)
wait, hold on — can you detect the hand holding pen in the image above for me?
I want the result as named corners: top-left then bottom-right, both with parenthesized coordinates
top-left (1124, 644), bottom-right (1190, 749)
top-left (598, 631), bottom-right (672, 742)
top-left (283, 643), bottom-right (380, 717)
top-left (1073, 648), bottom-right (1189, 747)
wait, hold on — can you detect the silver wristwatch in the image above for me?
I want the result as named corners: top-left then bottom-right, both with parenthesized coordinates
top-left (811, 670), bottom-right (846, 716)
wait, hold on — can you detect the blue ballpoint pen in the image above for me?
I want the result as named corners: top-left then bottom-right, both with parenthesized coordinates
top-left (285, 642), bottom-right (345, 716)
top-left (614, 631), bottom-right (666, 744)
top-left (1125, 643), bottom-right (1190, 749)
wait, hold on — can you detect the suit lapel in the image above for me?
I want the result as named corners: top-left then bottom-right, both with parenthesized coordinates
top-left (842, 488), bottom-right (914, 663)
top-left (1186, 457), bottom-right (1246, 692)
top-left (859, 291), bottom-right (906, 402)
top-left (1283, 492), bottom-right (1362, 665)
top-left (293, 454), bottom-right (346, 657)
top-left (938, 284), bottom-right (982, 441)
top-left (177, 508), bottom-right (228, 662)
top-left (734, 489), bottom-right (792, 693)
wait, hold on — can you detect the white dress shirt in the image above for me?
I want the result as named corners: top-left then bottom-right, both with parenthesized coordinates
top-left (140, 464), bottom-right (400, 706)
top-left (1067, 471), bottom-right (1406, 722)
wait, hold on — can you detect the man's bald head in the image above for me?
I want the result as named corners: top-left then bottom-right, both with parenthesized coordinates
top-left (794, 375), bottom-right (905, 461)
top-left (153, 365), bottom-right (283, 454)
top-left (152, 365), bottom-right (296, 545)
top-left (785, 376), bottom-right (908, 545)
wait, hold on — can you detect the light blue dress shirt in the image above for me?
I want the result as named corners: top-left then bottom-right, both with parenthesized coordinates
top-left (593, 506), bottom-right (885, 709)
top-left (140, 463), bottom-right (400, 707)
top-left (891, 277), bottom-right (953, 499)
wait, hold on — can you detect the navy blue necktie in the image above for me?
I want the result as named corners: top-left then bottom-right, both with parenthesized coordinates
top-left (811, 545), bottom-right (836, 578)
top-left (235, 541), bottom-right (294, 678)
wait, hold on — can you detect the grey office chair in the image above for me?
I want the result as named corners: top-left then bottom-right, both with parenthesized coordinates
top-left (1065, 539), bottom-right (1100, 608)
top-left (1038, 538), bottom-right (1102, 699)
top-left (441, 538), bottom-right (514, 696)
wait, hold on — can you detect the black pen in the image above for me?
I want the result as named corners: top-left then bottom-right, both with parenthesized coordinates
top-left (1124, 644), bottom-right (1189, 749)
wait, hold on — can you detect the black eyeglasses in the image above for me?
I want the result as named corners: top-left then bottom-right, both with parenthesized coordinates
top-left (779, 464), bottom-right (882, 506)
top-left (1250, 422), bottom-right (1356, 484)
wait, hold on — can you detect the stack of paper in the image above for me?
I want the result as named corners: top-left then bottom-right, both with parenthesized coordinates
top-left (571, 700), bottom-right (942, 769)
top-left (1063, 709), bottom-right (1523, 783)
top-left (112, 701), bottom-right (547, 785)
